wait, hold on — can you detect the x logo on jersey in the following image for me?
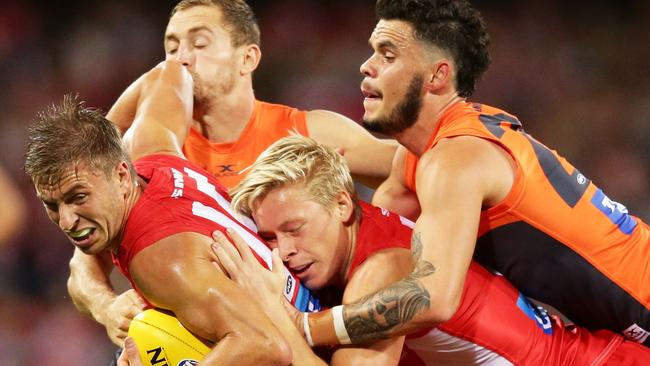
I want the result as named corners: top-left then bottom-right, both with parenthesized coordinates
top-left (217, 164), bottom-right (235, 173)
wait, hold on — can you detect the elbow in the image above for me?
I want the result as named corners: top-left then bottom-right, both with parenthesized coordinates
top-left (427, 289), bottom-right (462, 324)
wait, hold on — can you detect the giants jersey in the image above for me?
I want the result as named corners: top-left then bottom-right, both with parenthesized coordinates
top-left (183, 100), bottom-right (309, 188)
top-left (112, 154), bottom-right (320, 312)
top-left (351, 202), bottom-right (624, 365)
top-left (403, 101), bottom-right (650, 345)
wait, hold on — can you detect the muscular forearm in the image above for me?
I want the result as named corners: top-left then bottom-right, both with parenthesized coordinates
top-left (67, 249), bottom-right (116, 320)
top-left (306, 233), bottom-right (455, 346)
top-left (267, 306), bottom-right (327, 366)
top-left (201, 331), bottom-right (292, 366)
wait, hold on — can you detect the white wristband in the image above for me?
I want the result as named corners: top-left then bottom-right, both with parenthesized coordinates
top-left (332, 305), bottom-right (351, 345)
top-left (303, 312), bottom-right (314, 347)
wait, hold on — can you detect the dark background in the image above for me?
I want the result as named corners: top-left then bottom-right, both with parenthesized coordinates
top-left (0, 1), bottom-right (648, 364)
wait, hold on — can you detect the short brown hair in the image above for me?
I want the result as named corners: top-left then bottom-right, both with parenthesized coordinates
top-left (171, 0), bottom-right (261, 47)
top-left (25, 95), bottom-right (134, 188)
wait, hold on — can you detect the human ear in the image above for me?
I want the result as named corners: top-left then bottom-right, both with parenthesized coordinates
top-left (427, 60), bottom-right (452, 92)
top-left (336, 191), bottom-right (354, 223)
top-left (240, 44), bottom-right (261, 76)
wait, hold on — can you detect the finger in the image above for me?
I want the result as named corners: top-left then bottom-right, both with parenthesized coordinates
top-left (271, 248), bottom-right (284, 274)
top-left (225, 228), bottom-right (256, 263)
top-left (117, 317), bottom-right (132, 332)
top-left (111, 333), bottom-right (126, 348)
top-left (124, 337), bottom-right (144, 366)
top-left (125, 289), bottom-right (147, 310)
top-left (117, 349), bottom-right (129, 366)
top-left (213, 243), bottom-right (240, 280)
top-left (211, 231), bottom-right (245, 267)
top-left (211, 229), bottom-right (222, 244)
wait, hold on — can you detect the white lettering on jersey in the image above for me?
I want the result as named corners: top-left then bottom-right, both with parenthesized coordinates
top-left (399, 216), bottom-right (415, 229)
top-left (171, 168), bottom-right (184, 198)
top-left (184, 167), bottom-right (257, 232)
top-left (182, 167), bottom-right (297, 302)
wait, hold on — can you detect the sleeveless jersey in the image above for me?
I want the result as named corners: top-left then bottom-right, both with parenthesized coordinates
top-left (350, 202), bottom-right (624, 365)
top-left (112, 154), bottom-right (320, 312)
top-left (182, 100), bottom-right (309, 188)
top-left (403, 101), bottom-right (650, 345)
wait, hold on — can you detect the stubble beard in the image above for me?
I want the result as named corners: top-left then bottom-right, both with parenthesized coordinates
top-left (362, 75), bottom-right (424, 136)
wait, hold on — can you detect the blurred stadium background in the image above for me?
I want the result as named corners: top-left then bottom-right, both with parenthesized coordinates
top-left (0, 1), bottom-right (648, 364)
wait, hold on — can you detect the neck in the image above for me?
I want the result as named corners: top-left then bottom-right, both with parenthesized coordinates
top-left (108, 178), bottom-right (145, 254)
top-left (193, 83), bottom-right (256, 143)
top-left (395, 93), bottom-right (465, 157)
top-left (337, 219), bottom-right (359, 288)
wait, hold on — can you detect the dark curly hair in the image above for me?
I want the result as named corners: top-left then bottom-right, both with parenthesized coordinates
top-left (376, 0), bottom-right (490, 97)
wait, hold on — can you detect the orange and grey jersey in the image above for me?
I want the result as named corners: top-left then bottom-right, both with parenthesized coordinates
top-left (404, 101), bottom-right (650, 345)
top-left (182, 100), bottom-right (309, 189)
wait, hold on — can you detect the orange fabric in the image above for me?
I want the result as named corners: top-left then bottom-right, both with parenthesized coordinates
top-left (182, 100), bottom-right (309, 189)
top-left (403, 101), bottom-right (650, 310)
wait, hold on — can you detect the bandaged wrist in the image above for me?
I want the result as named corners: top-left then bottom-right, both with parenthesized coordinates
top-left (332, 305), bottom-right (352, 345)
top-left (303, 312), bottom-right (314, 347)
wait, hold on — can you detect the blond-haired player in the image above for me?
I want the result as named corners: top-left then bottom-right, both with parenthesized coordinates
top-left (207, 135), bottom-right (649, 365)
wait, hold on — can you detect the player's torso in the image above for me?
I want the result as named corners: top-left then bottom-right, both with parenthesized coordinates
top-left (406, 102), bottom-right (650, 342)
top-left (182, 100), bottom-right (309, 188)
top-left (116, 154), bottom-right (320, 312)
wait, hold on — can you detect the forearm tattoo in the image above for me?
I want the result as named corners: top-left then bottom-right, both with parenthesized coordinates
top-left (343, 232), bottom-right (436, 343)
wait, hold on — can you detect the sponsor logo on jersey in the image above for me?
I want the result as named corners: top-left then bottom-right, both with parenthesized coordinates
top-left (623, 323), bottom-right (650, 343)
top-left (214, 164), bottom-right (238, 177)
top-left (285, 275), bottom-right (294, 295)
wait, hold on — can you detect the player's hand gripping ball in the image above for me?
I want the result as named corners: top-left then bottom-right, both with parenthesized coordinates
top-left (128, 309), bottom-right (211, 366)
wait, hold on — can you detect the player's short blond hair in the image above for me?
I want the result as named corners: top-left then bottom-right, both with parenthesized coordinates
top-left (230, 135), bottom-right (359, 218)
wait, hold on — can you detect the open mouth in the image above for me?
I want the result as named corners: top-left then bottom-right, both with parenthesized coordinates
top-left (68, 227), bottom-right (96, 243)
top-left (361, 82), bottom-right (383, 101)
top-left (362, 89), bottom-right (382, 100)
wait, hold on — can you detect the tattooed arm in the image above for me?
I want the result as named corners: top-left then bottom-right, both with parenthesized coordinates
top-left (303, 136), bottom-right (515, 344)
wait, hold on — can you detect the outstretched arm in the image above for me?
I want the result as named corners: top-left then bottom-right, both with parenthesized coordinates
top-left (122, 60), bottom-right (193, 161)
top-left (306, 110), bottom-right (397, 187)
top-left (302, 136), bottom-right (514, 345)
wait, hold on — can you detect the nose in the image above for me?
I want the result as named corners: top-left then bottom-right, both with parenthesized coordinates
top-left (276, 236), bottom-right (298, 262)
top-left (360, 56), bottom-right (376, 78)
top-left (174, 45), bottom-right (194, 67)
top-left (59, 204), bottom-right (79, 232)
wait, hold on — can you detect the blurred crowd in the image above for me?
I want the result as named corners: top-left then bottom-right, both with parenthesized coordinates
top-left (0, 0), bottom-right (647, 364)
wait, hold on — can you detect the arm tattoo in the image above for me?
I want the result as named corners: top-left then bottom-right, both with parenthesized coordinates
top-left (343, 232), bottom-right (436, 343)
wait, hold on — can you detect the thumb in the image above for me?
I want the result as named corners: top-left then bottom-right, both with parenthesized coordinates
top-left (271, 248), bottom-right (284, 274)
top-left (124, 337), bottom-right (143, 365)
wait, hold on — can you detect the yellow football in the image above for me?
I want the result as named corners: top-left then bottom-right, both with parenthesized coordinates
top-left (128, 309), bottom-right (211, 366)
